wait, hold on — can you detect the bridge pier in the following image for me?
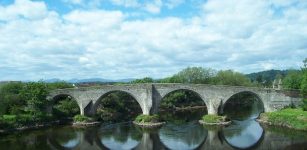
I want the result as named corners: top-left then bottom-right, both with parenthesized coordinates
top-left (207, 98), bottom-right (222, 115)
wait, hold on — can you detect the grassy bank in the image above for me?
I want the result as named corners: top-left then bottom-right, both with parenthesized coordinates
top-left (259, 108), bottom-right (307, 131)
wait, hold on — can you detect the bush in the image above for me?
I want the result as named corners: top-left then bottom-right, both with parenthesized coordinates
top-left (134, 114), bottom-right (159, 123)
top-left (201, 115), bottom-right (227, 123)
top-left (73, 115), bottom-right (91, 122)
top-left (53, 98), bottom-right (80, 118)
top-left (303, 99), bottom-right (307, 111)
top-left (2, 115), bottom-right (17, 122)
top-left (17, 114), bottom-right (33, 125)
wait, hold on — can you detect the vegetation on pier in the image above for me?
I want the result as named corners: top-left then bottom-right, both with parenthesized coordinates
top-left (200, 115), bottom-right (229, 125)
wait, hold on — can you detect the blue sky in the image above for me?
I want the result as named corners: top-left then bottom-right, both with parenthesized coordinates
top-left (0, 0), bottom-right (306, 81)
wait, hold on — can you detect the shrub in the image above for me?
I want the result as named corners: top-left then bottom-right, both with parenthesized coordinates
top-left (73, 115), bottom-right (91, 122)
top-left (134, 114), bottom-right (159, 123)
top-left (0, 115), bottom-right (17, 128)
top-left (16, 114), bottom-right (33, 126)
top-left (303, 99), bottom-right (307, 111)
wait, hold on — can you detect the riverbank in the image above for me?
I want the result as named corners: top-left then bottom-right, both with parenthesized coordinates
top-left (0, 115), bottom-right (98, 134)
top-left (258, 108), bottom-right (307, 131)
top-left (0, 120), bottom-right (67, 135)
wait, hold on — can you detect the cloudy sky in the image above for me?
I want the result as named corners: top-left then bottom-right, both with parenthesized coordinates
top-left (0, 0), bottom-right (306, 81)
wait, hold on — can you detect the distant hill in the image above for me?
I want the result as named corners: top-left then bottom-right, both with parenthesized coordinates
top-left (43, 78), bottom-right (135, 83)
top-left (245, 69), bottom-right (298, 82)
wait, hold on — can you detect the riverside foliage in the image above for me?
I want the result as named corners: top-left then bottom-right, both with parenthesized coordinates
top-left (0, 81), bottom-right (74, 129)
top-left (0, 59), bottom-right (306, 129)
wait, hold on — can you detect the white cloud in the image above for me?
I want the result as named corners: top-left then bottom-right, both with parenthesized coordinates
top-left (165, 0), bottom-right (185, 9)
top-left (63, 0), bottom-right (84, 5)
top-left (0, 0), bottom-right (306, 81)
top-left (0, 0), bottom-right (48, 21)
top-left (110, 0), bottom-right (139, 7)
top-left (144, 0), bottom-right (162, 14)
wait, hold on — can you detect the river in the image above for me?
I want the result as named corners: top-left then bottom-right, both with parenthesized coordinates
top-left (0, 92), bottom-right (307, 150)
top-left (0, 108), bottom-right (306, 150)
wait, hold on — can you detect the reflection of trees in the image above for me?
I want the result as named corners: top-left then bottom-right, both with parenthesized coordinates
top-left (159, 109), bottom-right (206, 124)
top-left (0, 131), bottom-right (51, 150)
top-left (48, 127), bottom-right (82, 149)
top-left (223, 92), bottom-right (264, 120)
top-left (99, 123), bottom-right (142, 144)
top-left (159, 122), bottom-right (207, 149)
top-left (54, 132), bottom-right (78, 146)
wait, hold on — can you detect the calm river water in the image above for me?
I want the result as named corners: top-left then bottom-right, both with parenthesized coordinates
top-left (0, 109), bottom-right (306, 150)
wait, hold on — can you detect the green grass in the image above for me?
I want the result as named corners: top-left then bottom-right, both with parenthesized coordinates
top-left (260, 108), bottom-right (307, 131)
top-left (201, 115), bottom-right (226, 123)
top-left (134, 114), bottom-right (159, 123)
top-left (73, 115), bottom-right (91, 122)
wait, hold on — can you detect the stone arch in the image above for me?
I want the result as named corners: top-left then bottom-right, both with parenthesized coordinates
top-left (158, 88), bottom-right (208, 113)
top-left (221, 91), bottom-right (265, 116)
top-left (49, 94), bottom-right (81, 115)
top-left (92, 90), bottom-right (144, 115)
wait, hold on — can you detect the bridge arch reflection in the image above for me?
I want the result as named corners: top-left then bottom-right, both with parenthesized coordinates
top-left (47, 127), bottom-right (82, 150)
top-left (45, 121), bottom-right (265, 150)
top-left (221, 120), bottom-right (264, 149)
top-left (158, 122), bottom-right (208, 150)
top-left (96, 123), bottom-right (142, 150)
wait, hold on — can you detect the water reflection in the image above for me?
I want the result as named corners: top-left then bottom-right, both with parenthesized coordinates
top-left (0, 114), bottom-right (306, 150)
top-left (98, 123), bottom-right (142, 150)
top-left (222, 120), bottom-right (264, 149)
top-left (48, 127), bottom-right (81, 149)
top-left (159, 122), bottom-right (207, 150)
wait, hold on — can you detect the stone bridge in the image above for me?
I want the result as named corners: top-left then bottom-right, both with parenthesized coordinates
top-left (47, 83), bottom-right (302, 116)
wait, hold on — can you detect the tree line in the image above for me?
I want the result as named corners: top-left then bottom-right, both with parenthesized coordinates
top-left (1, 59), bottom-right (306, 128)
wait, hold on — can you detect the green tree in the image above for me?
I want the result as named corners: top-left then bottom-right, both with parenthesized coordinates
top-left (213, 70), bottom-right (251, 86)
top-left (47, 81), bottom-right (73, 90)
top-left (96, 92), bottom-right (142, 121)
top-left (160, 90), bottom-right (204, 109)
top-left (301, 58), bottom-right (307, 110)
top-left (0, 82), bottom-right (25, 115)
top-left (53, 97), bottom-right (80, 118)
top-left (131, 77), bottom-right (154, 83)
top-left (282, 70), bottom-right (303, 89)
top-left (20, 82), bottom-right (48, 115)
top-left (168, 67), bottom-right (216, 84)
